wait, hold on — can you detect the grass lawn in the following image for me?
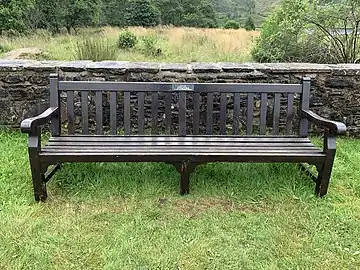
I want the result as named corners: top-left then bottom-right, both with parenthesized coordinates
top-left (1, 129), bottom-right (360, 269)
top-left (0, 27), bottom-right (258, 63)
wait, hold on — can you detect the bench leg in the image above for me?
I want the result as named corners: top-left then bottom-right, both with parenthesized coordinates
top-left (316, 152), bottom-right (335, 197)
top-left (316, 132), bottom-right (336, 197)
top-left (29, 149), bottom-right (47, 202)
top-left (172, 161), bottom-right (197, 195)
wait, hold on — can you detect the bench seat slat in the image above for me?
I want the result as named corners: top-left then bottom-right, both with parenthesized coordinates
top-left (43, 146), bottom-right (319, 151)
top-left (49, 136), bottom-right (311, 143)
top-left (45, 142), bottom-right (316, 147)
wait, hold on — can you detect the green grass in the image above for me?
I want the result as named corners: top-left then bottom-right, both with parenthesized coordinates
top-left (1, 129), bottom-right (360, 269)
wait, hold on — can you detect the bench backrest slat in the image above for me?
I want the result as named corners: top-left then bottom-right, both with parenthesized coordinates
top-left (273, 93), bottom-right (281, 135)
top-left (138, 92), bottom-right (145, 135)
top-left (300, 78), bottom-right (311, 137)
top-left (95, 92), bottom-right (103, 135)
top-left (50, 74), bottom-right (60, 136)
top-left (286, 93), bottom-right (295, 135)
top-left (206, 93), bottom-right (213, 135)
top-left (179, 92), bottom-right (187, 136)
top-left (220, 93), bottom-right (227, 135)
top-left (124, 91), bottom-right (131, 135)
top-left (259, 93), bottom-right (267, 135)
top-left (246, 93), bottom-right (254, 135)
top-left (67, 90), bottom-right (74, 135)
top-left (233, 93), bottom-right (241, 135)
top-left (151, 92), bottom-right (158, 135)
top-left (81, 91), bottom-right (89, 135)
top-left (110, 91), bottom-right (117, 135)
top-left (53, 77), bottom-right (310, 137)
top-left (193, 92), bottom-right (200, 135)
top-left (164, 92), bottom-right (172, 134)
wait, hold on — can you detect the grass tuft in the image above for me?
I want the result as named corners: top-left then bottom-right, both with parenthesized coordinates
top-left (74, 35), bottom-right (118, 61)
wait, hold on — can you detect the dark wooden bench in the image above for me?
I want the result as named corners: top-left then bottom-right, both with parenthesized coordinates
top-left (21, 74), bottom-right (346, 201)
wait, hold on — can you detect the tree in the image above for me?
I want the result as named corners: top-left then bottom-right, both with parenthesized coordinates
top-left (152, 0), bottom-right (184, 26)
top-left (307, 0), bottom-right (360, 63)
top-left (252, 0), bottom-right (360, 63)
top-left (224, 20), bottom-right (240, 29)
top-left (125, 0), bottom-right (158, 27)
top-left (0, 0), bottom-right (35, 34)
top-left (101, 0), bottom-right (128, 26)
top-left (30, 0), bottom-right (65, 33)
top-left (244, 16), bottom-right (255, 30)
top-left (62, 0), bottom-right (101, 33)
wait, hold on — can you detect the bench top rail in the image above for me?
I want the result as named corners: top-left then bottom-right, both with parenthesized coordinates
top-left (58, 81), bottom-right (303, 93)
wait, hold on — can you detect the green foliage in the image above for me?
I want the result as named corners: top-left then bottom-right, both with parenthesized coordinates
top-left (0, 0), bottom-right (35, 34)
top-left (100, 0), bottom-right (127, 26)
top-left (244, 16), bottom-right (255, 30)
top-left (252, 0), bottom-right (360, 63)
top-left (125, 0), bottom-right (158, 27)
top-left (0, 44), bottom-right (11, 54)
top-left (251, 0), bottom-right (310, 62)
top-left (140, 35), bottom-right (162, 57)
top-left (62, 0), bottom-right (101, 33)
top-left (75, 36), bottom-right (118, 61)
top-left (224, 20), bottom-right (240, 29)
top-left (117, 30), bottom-right (138, 49)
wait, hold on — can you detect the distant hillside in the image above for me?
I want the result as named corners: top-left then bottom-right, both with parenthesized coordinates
top-left (211, 0), bottom-right (279, 26)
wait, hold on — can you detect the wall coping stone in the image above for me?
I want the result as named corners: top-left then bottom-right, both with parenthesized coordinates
top-left (0, 60), bottom-right (359, 75)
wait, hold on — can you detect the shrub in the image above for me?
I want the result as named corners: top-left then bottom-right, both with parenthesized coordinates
top-left (244, 17), bottom-right (255, 31)
top-left (140, 35), bottom-right (162, 57)
top-left (251, 0), bottom-right (310, 62)
top-left (117, 30), bottom-right (138, 49)
top-left (75, 36), bottom-right (118, 61)
top-left (224, 20), bottom-right (240, 30)
top-left (0, 44), bottom-right (11, 54)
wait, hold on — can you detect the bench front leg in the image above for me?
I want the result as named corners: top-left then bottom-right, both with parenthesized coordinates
top-left (27, 128), bottom-right (47, 202)
top-left (316, 130), bottom-right (336, 197)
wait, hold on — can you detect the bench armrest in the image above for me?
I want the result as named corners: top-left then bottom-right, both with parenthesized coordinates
top-left (20, 107), bottom-right (59, 134)
top-left (301, 109), bottom-right (346, 135)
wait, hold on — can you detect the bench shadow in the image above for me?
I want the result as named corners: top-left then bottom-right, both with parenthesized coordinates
top-left (49, 162), bottom-right (315, 201)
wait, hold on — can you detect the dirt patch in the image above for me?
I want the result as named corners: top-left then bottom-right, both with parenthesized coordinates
top-left (3, 47), bottom-right (49, 60)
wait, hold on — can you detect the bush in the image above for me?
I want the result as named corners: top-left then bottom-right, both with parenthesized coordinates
top-left (251, 0), bottom-right (310, 62)
top-left (75, 36), bottom-right (118, 61)
top-left (244, 17), bottom-right (255, 31)
top-left (0, 44), bottom-right (11, 54)
top-left (117, 30), bottom-right (138, 49)
top-left (140, 35), bottom-right (162, 57)
top-left (224, 20), bottom-right (240, 29)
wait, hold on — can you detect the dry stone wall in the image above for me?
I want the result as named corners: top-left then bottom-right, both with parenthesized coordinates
top-left (0, 60), bottom-right (359, 136)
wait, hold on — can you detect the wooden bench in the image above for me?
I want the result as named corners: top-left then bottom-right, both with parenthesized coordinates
top-left (21, 74), bottom-right (346, 201)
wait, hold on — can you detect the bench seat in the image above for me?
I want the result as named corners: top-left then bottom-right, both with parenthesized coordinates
top-left (40, 136), bottom-right (325, 163)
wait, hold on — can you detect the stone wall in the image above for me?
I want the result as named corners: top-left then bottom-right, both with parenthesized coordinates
top-left (0, 60), bottom-right (359, 136)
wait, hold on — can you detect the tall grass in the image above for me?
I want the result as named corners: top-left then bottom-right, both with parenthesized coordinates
top-left (74, 35), bottom-right (118, 61)
top-left (0, 26), bottom-right (259, 62)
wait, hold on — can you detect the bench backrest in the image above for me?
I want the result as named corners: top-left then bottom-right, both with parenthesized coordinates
top-left (49, 74), bottom-right (310, 137)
